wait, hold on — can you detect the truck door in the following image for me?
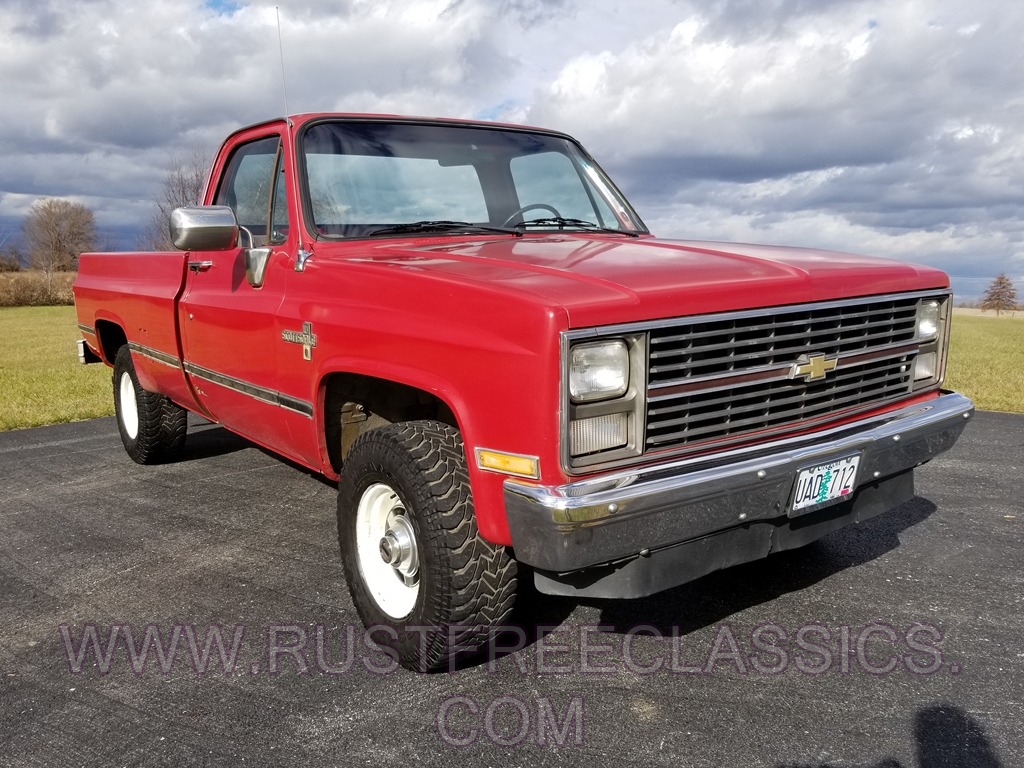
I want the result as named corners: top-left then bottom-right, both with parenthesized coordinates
top-left (178, 132), bottom-right (303, 457)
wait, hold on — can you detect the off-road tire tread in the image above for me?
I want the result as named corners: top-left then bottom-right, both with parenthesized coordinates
top-left (338, 420), bottom-right (517, 672)
top-left (113, 346), bottom-right (187, 465)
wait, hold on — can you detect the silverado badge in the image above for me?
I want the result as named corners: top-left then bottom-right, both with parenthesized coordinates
top-left (282, 322), bottom-right (318, 361)
top-left (790, 353), bottom-right (838, 382)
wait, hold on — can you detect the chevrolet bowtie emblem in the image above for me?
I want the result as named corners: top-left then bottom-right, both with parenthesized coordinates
top-left (790, 353), bottom-right (838, 382)
top-left (282, 322), bottom-right (317, 361)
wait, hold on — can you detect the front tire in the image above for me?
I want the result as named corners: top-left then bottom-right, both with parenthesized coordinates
top-left (338, 421), bottom-right (517, 672)
top-left (113, 346), bottom-right (187, 464)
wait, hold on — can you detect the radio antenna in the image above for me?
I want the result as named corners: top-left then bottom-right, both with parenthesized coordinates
top-left (275, 7), bottom-right (290, 117)
top-left (274, 7), bottom-right (312, 265)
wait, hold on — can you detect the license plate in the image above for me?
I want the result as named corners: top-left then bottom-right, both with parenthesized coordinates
top-left (790, 455), bottom-right (861, 516)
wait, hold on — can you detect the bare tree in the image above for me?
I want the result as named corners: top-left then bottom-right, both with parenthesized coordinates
top-left (22, 198), bottom-right (97, 292)
top-left (0, 225), bottom-right (20, 271)
top-left (980, 273), bottom-right (1019, 316)
top-left (138, 147), bottom-right (213, 251)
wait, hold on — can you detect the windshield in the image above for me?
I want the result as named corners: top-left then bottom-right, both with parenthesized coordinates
top-left (300, 121), bottom-right (646, 238)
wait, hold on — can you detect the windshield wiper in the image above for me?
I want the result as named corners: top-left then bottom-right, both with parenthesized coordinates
top-left (513, 217), bottom-right (640, 237)
top-left (367, 220), bottom-right (521, 237)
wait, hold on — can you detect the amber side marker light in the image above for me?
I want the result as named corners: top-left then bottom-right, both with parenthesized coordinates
top-left (475, 449), bottom-right (540, 479)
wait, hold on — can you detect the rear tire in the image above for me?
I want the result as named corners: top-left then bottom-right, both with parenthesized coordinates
top-left (338, 420), bottom-right (517, 672)
top-left (113, 346), bottom-right (187, 464)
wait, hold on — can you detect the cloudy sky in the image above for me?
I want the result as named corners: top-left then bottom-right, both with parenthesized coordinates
top-left (1, 0), bottom-right (1022, 299)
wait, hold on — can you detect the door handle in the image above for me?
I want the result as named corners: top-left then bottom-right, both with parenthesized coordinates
top-left (188, 260), bottom-right (214, 273)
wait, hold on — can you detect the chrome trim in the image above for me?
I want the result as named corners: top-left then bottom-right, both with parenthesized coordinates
top-left (77, 323), bottom-right (95, 336)
top-left (563, 289), bottom-right (951, 341)
top-left (281, 321), bottom-right (317, 361)
top-left (182, 361), bottom-right (314, 418)
top-left (648, 361), bottom-right (790, 397)
top-left (188, 260), bottom-right (214, 273)
top-left (508, 392), bottom-right (974, 572)
top-left (127, 341), bottom-right (182, 370)
top-left (170, 206), bottom-right (238, 252)
top-left (475, 447), bottom-right (541, 479)
top-left (294, 248), bottom-right (313, 272)
top-left (245, 247), bottom-right (272, 288)
top-left (648, 342), bottom-right (918, 400)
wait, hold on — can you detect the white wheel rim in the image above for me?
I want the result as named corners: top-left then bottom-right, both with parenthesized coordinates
top-left (119, 371), bottom-right (139, 440)
top-left (355, 483), bottom-right (420, 619)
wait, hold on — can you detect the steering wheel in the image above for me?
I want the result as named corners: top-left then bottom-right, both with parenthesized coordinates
top-left (501, 203), bottom-right (563, 228)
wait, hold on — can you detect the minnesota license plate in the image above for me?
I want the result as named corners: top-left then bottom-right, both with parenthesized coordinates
top-left (789, 455), bottom-right (861, 516)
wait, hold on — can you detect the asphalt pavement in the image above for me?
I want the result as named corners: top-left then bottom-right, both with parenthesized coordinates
top-left (1, 409), bottom-right (1021, 767)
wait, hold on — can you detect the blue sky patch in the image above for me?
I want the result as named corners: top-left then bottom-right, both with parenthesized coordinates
top-left (474, 101), bottom-right (518, 122)
top-left (205, 0), bottom-right (242, 15)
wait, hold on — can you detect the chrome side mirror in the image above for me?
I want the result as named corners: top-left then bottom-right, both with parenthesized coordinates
top-left (245, 247), bottom-right (273, 288)
top-left (169, 206), bottom-right (238, 251)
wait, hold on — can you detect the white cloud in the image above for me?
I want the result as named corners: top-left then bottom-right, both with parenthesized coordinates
top-left (523, 0), bottom-right (1024, 297)
top-left (0, 0), bottom-right (1021, 298)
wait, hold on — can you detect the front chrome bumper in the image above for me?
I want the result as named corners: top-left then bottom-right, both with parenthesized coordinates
top-left (505, 392), bottom-right (974, 576)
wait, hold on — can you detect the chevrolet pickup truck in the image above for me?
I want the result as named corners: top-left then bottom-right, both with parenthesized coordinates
top-left (74, 113), bottom-right (974, 671)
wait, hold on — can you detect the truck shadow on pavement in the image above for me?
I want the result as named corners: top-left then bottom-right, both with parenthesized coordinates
top-left (179, 419), bottom-right (336, 488)
top-left (592, 496), bottom-right (937, 637)
top-left (779, 704), bottom-right (1003, 768)
top-left (505, 495), bottom-right (937, 651)
top-left (177, 420), bottom-right (253, 462)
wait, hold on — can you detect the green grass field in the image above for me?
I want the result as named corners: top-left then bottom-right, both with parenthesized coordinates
top-left (0, 306), bottom-right (113, 431)
top-left (0, 306), bottom-right (1021, 432)
top-left (944, 314), bottom-right (1024, 414)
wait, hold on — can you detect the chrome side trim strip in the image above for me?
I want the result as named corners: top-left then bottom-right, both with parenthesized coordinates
top-left (182, 361), bottom-right (314, 418)
top-left (128, 341), bottom-right (183, 370)
top-left (77, 323), bottom-right (95, 336)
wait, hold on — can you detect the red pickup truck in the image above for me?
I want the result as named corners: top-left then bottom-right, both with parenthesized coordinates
top-left (74, 113), bottom-right (973, 671)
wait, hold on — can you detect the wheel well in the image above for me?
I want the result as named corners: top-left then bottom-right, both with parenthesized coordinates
top-left (323, 372), bottom-right (459, 473)
top-left (94, 320), bottom-right (128, 364)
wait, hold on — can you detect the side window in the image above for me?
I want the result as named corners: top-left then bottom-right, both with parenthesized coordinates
top-left (269, 150), bottom-right (289, 245)
top-left (215, 136), bottom-right (282, 246)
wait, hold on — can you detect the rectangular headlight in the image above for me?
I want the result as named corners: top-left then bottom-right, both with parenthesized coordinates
top-left (917, 300), bottom-right (941, 339)
top-left (569, 340), bottom-right (629, 402)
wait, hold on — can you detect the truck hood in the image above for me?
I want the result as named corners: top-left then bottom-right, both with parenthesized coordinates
top-left (329, 235), bottom-right (949, 328)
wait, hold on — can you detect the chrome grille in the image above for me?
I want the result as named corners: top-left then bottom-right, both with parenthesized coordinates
top-left (645, 296), bottom-right (920, 451)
